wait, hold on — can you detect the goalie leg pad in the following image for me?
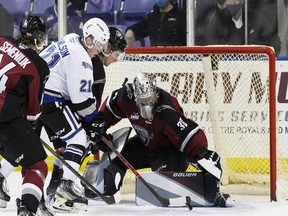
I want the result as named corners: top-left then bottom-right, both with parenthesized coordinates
top-left (203, 172), bottom-right (218, 202)
top-left (103, 164), bottom-right (126, 196)
top-left (82, 160), bottom-right (100, 185)
top-left (83, 157), bottom-right (126, 197)
top-left (136, 171), bottom-right (229, 207)
top-left (82, 160), bottom-right (100, 200)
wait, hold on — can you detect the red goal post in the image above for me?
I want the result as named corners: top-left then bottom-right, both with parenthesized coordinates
top-left (102, 45), bottom-right (283, 201)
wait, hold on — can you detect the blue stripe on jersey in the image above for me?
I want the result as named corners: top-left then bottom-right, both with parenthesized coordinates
top-left (42, 93), bottom-right (65, 103)
top-left (65, 146), bottom-right (83, 157)
top-left (83, 109), bottom-right (101, 122)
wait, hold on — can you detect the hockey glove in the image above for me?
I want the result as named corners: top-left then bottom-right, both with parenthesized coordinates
top-left (87, 113), bottom-right (106, 143)
top-left (94, 134), bottom-right (113, 153)
top-left (89, 142), bottom-right (100, 154)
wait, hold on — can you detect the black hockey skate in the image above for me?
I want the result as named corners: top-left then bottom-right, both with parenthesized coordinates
top-left (16, 198), bottom-right (35, 216)
top-left (53, 179), bottom-right (88, 212)
top-left (84, 187), bottom-right (99, 200)
top-left (36, 199), bottom-right (55, 216)
top-left (214, 192), bottom-right (232, 207)
top-left (46, 178), bottom-right (60, 204)
top-left (0, 173), bottom-right (10, 208)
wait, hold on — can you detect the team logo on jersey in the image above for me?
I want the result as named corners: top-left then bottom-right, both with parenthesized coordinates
top-left (133, 124), bottom-right (154, 146)
top-left (129, 112), bottom-right (139, 120)
top-left (82, 61), bottom-right (93, 70)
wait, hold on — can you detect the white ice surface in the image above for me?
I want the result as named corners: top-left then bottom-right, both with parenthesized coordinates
top-left (1, 172), bottom-right (288, 216)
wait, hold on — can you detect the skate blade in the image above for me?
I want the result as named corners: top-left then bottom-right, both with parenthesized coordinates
top-left (0, 199), bottom-right (7, 208)
top-left (53, 197), bottom-right (87, 213)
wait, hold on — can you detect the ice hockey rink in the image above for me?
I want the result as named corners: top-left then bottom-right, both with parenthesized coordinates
top-left (1, 172), bottom-right (288, 216)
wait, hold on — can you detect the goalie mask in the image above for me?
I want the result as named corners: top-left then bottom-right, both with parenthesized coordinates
top-left (133, 72), bottom-right (159, 121)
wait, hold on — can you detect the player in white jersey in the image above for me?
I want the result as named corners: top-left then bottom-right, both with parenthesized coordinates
top-left (43, 26), bottom-right (128, 204)
top-left (39, 17), bottom-right (110, 212)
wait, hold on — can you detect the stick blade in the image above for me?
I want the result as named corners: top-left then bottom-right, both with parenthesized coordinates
top-left (168, 196), bottom-right (192, 209)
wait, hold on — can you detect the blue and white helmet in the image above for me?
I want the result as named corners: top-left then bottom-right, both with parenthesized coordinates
top-left (82, 18), bottom-right (110, 49)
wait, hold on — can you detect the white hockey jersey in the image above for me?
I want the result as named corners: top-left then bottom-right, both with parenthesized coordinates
top-left (40, 33), bottom-right (98, 121)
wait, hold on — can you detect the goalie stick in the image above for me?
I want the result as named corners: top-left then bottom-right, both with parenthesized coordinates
top-left (40, 138), bottom-right (121, 205)
top-left (101, 135), bottom-right (193, 210)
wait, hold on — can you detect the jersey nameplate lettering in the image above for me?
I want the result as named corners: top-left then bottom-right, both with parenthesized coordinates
top-left (57, 39), bottom-right (70, 58)
top-left (0, 41), bottom-right (31, 69)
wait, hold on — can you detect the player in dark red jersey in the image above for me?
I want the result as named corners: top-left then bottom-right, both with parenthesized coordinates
top-left (87, 72), bottom-right (229, 206)
top-left (0, 16), bottom-right (50, 216)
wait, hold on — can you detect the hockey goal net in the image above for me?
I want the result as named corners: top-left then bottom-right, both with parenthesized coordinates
top-left (102, 46), bottom-right (288, 201)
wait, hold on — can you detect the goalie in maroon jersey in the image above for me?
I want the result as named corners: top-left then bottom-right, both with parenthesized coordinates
top-left (0, 16), bottom-right (51, 216)
top-left (85, 72), bottom-right (230, 207)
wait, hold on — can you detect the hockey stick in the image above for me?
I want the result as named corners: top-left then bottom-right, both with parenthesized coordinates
top-left (40, 138), bottom-right (121, 205)
top-left (101, 135), bottom-right (193, 210)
